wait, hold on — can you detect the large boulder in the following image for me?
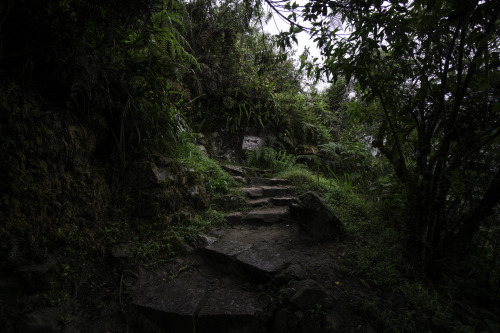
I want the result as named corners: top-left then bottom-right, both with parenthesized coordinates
top-left (290, 191), bottom-right (345, 242)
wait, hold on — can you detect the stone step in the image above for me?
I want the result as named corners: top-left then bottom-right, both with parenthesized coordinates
top-left (247, 177), bottom-right (289, 186)
top-left (270, 196), bottom-right (296, 206)
top-left (241, 186), bottom-right (294, 199)
top-left (225, 212), bottom-right (243, 225)
top-left (246, 196), bottom-right (296, 209)
top-left (244, 206), bottom-right (290, 224)
top-left (215, 194), bottom-right (294, 211)
top-left (261, 185), bottom-right (295, 197)
top-left (225, 206), bottom-right (290, 225)
top-left (225, 212), bottom-right (244, 224)
top-left (241, 187), bottom-right (264, 198)
top-left (246, 198), bottom-right (271, 208)
top-left (199, 239), bottom-right (285, 283)
top-left (222, 165), bottom-right (256, 177)
top-left (131, 280), bottom-right (267, 333)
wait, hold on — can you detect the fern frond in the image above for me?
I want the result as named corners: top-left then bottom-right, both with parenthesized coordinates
top-left (296, 154), bottom-right (319, 162)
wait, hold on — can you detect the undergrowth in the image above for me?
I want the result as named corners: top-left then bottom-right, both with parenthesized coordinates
top-left (174, 142), bottom-right (236, 197)
top-left (173, 208), bottom-right (226, 245)
top-left (276, 167), bottom-right (372, 227)
top-left (276, 163), bottom-right (494, 332)
top-left (0, 99), bottom-right (230, 330)
top-left (245, 147), bottom-right (301, 172)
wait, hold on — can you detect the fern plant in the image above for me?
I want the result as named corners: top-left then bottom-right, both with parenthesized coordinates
top-left (245, 147), bottom-right (298, 172)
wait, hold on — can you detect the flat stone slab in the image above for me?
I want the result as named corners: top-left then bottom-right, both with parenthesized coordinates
top-left (247, 177), bottom-right (289, 186)
top-left (246, 198), bottom-right (271, 207)
top-left (200, 239), bottom-right (253, 276)
top-left (236, 249), bottom-right (285, 281)
top-left (131, 279), bottom-right (205, 333)
top-left (198, 288), bottom-right (266, 333)
top-left (244, 206), bottom-right (290, 224)
top-left (261, 186), bottom-right (294, 197)
top-left (200, 235), bottom-right (287, 282)
top-left (225, 212), bottom-right (244, 224)
top-left (241, 187), bottom-right (264, 198)
top-left (226, 207), bottom-right (290, 225)
top-left (271, 197), bottom-right (296, 206)
top-left (204, 240), bottom-right (252, 257)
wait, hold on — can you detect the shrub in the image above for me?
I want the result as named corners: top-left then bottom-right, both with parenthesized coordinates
top-left (175, 142), bottom-right (235, 197)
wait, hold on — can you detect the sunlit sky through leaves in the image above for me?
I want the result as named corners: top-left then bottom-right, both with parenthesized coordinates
top-left (262, 0), bottom-right (329, 91)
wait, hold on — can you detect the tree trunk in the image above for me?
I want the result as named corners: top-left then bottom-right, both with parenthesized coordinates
top-left (404, 175), bottom-right (449, 279)
top-left (447, 169), bottom-right (500, 258)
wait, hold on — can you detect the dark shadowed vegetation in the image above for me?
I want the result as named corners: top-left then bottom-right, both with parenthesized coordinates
top-left (1, 0), bottom-right (499, 331)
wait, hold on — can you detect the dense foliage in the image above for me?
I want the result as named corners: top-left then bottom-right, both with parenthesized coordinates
top-left (2, 0), bottom-right (500, 331)
top-left (270, 0), bottom-right (500, 275)
top-left (1, 0), bottom-right (199, 159)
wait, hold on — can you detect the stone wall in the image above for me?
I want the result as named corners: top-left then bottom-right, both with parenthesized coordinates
top-left (128, 157), bottom-right (209, 218)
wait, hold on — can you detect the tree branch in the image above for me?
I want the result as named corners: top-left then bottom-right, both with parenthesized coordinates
top-left (263, 0), bottom-right (311, 32)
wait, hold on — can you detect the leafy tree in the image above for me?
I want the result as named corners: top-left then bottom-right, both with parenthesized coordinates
top-left (177, 1), bottom-right (332, 154)
top-left (268, 0), bottom-right (500, 275)
top-left (183, 0), bottom-right (265, 131)
top-left (323, 77), bottom-right (353, 140)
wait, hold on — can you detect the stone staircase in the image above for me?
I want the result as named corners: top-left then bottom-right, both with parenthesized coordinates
top-left (129, 165), bottom-right (340, 333)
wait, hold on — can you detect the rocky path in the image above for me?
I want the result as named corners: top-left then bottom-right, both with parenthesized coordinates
top-left (129, 165), bottom-right (375, 333)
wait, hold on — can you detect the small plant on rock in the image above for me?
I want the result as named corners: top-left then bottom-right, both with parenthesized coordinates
top-left (174, 142), bottom-right (235, 197)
